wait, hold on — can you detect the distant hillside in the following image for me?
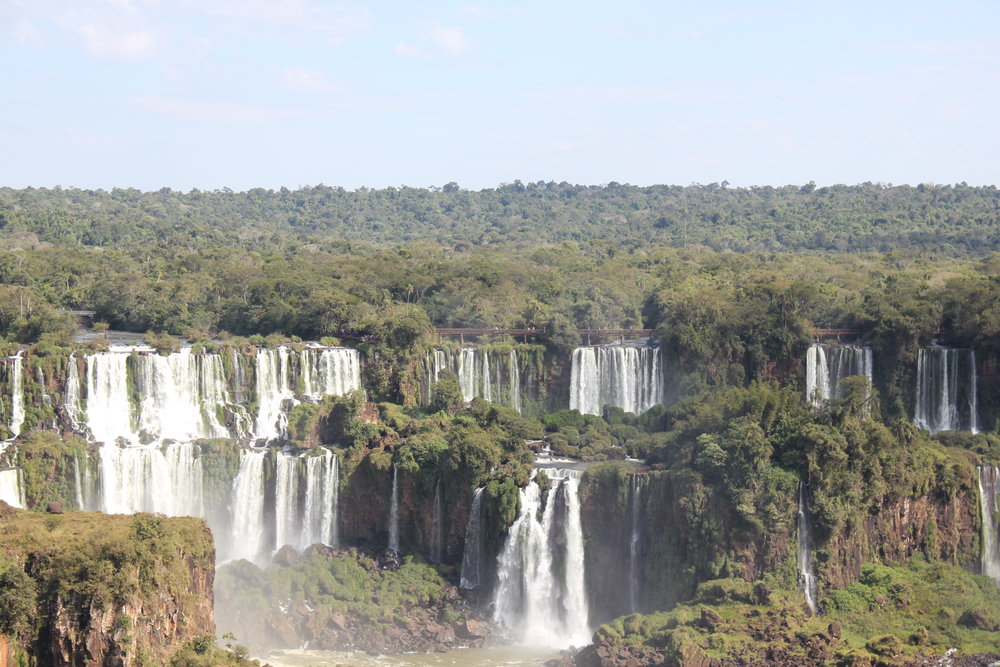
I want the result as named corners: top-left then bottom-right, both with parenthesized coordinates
top-left (1, 181), bottom-right (998, 253)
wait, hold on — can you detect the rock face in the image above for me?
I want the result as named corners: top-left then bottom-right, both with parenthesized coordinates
top-left (820, 488), bottom-right (980, 591)
top-left (579, 463), bottom-right (981, 625)
top-left (0, 506), bottom-right (215, 666)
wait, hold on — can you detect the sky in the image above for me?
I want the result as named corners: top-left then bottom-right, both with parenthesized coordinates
top-left (1, 0), bottom-right (999, 191)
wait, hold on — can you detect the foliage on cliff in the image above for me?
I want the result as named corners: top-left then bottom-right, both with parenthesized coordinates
top-left (0, 507), bottom-right (215, 665)
top-left (583, 560), bottom-right (1000, 667)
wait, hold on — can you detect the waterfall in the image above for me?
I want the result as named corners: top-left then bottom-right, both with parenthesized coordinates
top-left (797, 481), bottom-right (818, 613)
top-left (430, 478), bottom-right (444, 563)
top-left (8, 351), bottom-right (24, 439)
top-left (629, 475), bottom-right (643, 612)
top-left (493, 469), bottom-right (590, 647)
top-left (274, 451), bottom-right (300, 552)
top-left (425, 348), bottom-right (524, 413)
top-left (254, 347), bottom-right (295, 442)
top-left (0, 467), bottom-right (23, 508)
top-left (914, 347), bottom-right (979, 434)
top-left (86, 352), bottom-right (136, 444)
top-left (301, 449), bottom-right (339, 548)
top-left (64, 353), bottom-right (84, 431)
top-left (509, 350), bottom-right (522, 414)
top-left (977, 466), bottom-right (1000, 583)
top-left (458, 348), bottom-right (477, 403)
top-left (134, 349), bottom-right (232, 442)
top-left (300, 348), bottom-right (361, 400)
top-left (570, 346), bottom-right (663, 416)
top-left (228, 449), bottom-right (267, 564)
top-left (460, 487), bottom-right (484, 589)
top-left (73, 456), bottom-right (85, 510)
top-left (388, 464), bottom-right (400, 553)
top-left (806, 344), bottom-right (873, 406)
top-left (98, 442), bottom-right (203, 517)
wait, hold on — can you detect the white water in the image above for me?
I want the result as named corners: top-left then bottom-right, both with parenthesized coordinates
top-left (7, 351), bottom-right (24, 439)
top-left (300, 348), bottom-right (361, 400)
top-left (98, 442), bottom-right (204, 516)
top-left (274, 451), bottom-right (301, 552)
top-left (0, 467), bottom-right (23, 508)
top-left (73, 455), bottom-right (85, 510)
top-left (797, 481), bottom-right (818, 613)
top-left (426, 348), bottom-right (524, 413)
top-left (388, 464), bottom-right (400, 553)
top-left (460, 487), bottom-right (484, 589)
top-left (914, 347), bottom-right (979, 434)
top-left (255, 347), bottom-right (296, 442)
top-left (64, 353), bottom-right (85, 431)
top-left (628, 475), bottom-right (643, 612)
top-left (509, 350), bottom-right (522, 414)
top-left (493, 469), bottom-right (590, 647)
top-left (977, 466), bottom-right (1000, 584)
top-left (805, 344), bottom-right (873, 406)
top-left (569, 346), bottom-right (663, 416)
top-left (228, 449), bottom-right (268, 564)
top-left (301, 449), bottom-right (339, 548)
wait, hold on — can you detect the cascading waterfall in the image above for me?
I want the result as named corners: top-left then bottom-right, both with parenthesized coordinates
top-left (8, 351), bottom-right (24, 439)
top-left (425, 347), bottom-right (524, 413)
top-left (430, 478), bottom-right (444, 563)
top-left (460, 487), bottom-right (484, 589)
top-left (228, 449), bottom-right (267, 564)
top-left (64, 353), bottom-right (84, 431)
top-left (388, 464), bottom-right (400, 554)
top-left (301, 449), bottom-right (339, 549)
top-left (254, 347), bottom-right (296, 442)
top-left (300, 348), bottom-right (361, 400)
top-left (805, 344), bottom-right (873, 406)
top-left (797, 481), bottom-right (818, 613)
top-left (458, 348), bottom-right (479, 403)
top-left (57, 344), bottom-right (359, 568)
top-left (493, 468), bottom-right (590, 647)
top-left (570, 346), bottom-right (663, 416)
top-left (73, 456), bottom-right (85, 510)
top-left (509, 350), bottom-right (522, 414)
top-left (86, 352), bottom-right (138, 444)
top-left (134, 348), bottom-right (232, 442)
top-left (629, 475), bottom-right (643, 612)
top-left (914, 347), bottom-right (979, 434)
top-left (274, 451), bottom-right (301, 552)
top-left (0, 467), bottom-right (23, 508)
top-left (977, 466), bottom-right (1000, 583)
top-left (98, 442), bottom-right (204, 517)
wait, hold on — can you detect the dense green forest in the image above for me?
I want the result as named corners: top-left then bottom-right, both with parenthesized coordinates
top-left (2, 182), bottom-right (998, 253)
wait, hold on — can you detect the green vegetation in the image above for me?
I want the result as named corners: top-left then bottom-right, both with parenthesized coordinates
top-left (592, 559), bottom-right (1000, 665)
top-left (0, 507), bottom-right (214, 663)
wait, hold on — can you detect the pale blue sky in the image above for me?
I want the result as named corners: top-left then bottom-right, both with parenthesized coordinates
top-left (1, 0), bottom-right (998, 191)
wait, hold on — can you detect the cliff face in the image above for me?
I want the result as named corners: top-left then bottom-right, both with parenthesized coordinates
top-left (0, 505), bottom-right (215, 667)
top-left (579, 462), bottom-right (981, 627)
top-left (820, 486), bottom-right (980, 592)
top-left (338, 456), bottom-right (474, 565)
top-left (580, 465), bottom-right (795, 624)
